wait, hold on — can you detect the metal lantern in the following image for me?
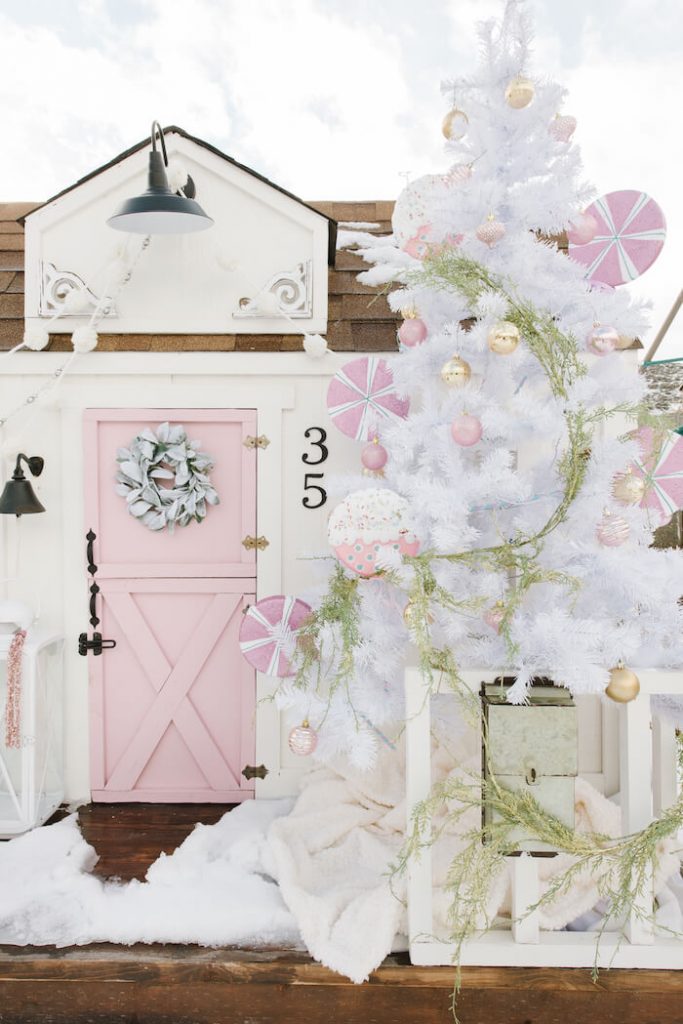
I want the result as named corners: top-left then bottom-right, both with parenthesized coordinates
top-left (0, 631), bottom-right (64, 837)
top-left (482, 678), bottom-right (577, 853)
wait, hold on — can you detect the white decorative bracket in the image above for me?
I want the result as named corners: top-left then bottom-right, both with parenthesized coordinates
top-left (234, 260), bottom-right (312, 319)
top-left (39, 262), bottom-right (116, 318)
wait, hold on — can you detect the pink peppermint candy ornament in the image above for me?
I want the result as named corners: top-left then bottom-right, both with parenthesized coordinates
top-left (569, 190), bottom-right (666, 286)
top-left (630, 426), bottom-right (683, 526)
top-left (327, 356), bottom-right (409, 441)
top-left (239, 595), bottom-right (312, 677)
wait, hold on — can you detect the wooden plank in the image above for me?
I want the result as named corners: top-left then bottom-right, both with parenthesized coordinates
top-left (0, 293), bottom-right (24, 317)
top-left (0, 234), bottom-right (24, 251)
top-left (0, 201), bottom-right (40, 220)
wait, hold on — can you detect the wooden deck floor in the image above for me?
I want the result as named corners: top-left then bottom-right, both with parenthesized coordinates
top-left (0, 803), bottom-right (681, 1024)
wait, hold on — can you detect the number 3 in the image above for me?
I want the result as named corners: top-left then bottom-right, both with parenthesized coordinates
top-left (302, 427), bottom-right (328, 465)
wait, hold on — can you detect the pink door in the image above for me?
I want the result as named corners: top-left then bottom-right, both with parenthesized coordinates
top-left (84, 409), bottom-right (258, 802)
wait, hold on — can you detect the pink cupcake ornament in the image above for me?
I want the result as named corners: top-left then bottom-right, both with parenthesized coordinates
top-left (328, 488), bottom-right (420, 578)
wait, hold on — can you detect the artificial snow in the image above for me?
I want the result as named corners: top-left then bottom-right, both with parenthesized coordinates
top-left (1, 730), bottom-right (681, 983)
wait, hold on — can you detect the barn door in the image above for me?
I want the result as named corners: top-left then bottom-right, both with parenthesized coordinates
top-left (83, 409), bottom-right (258, 802)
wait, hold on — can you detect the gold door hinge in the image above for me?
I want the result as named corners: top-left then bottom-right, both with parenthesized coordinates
top-left (243, 435), bottom-right (270, 450)
top-left (242, 535), bottom-right (270, 551)
top-left (242, 764), bottom-right (269, 781)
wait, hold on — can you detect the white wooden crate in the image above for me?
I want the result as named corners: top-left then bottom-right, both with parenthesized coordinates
top-left (405, 665), bottom-right (683, 968)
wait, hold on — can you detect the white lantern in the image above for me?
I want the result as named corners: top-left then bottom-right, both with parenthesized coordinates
top-left (0, 629), bottom-right (64, 837)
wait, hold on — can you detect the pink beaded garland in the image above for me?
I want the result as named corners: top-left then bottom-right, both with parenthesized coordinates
top-left (288, 721), bottom-right (318, 756)
top-left (398, 317), bottom-right (428, 347)
top-left (567, 212), bottom-right (598, 246)
top-left (361, 439), bottom-right (388, 473)
top-left (587, 323), bottom-right (618, 356)
top-left (450, 413), bottom-right (482, 447)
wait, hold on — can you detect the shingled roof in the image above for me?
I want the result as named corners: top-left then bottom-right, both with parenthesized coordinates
top-left (0, 199), bottom-right (400, 354)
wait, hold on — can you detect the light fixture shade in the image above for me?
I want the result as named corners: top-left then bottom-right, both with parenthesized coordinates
top-left (107, 145), bottom-right (213, 235)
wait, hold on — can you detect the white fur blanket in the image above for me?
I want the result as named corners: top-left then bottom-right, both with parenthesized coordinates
top-left (0, 735), bottom-right (680, 982)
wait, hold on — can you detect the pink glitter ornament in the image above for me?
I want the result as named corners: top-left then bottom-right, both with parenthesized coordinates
top-left (398, 317), bottom-right (428, 347)
top-left (476, 215), bottom-right (505, 247)
top-left (483, 604), bottom-right (505, 633)
top-left (361, 438), bottom-right (388, 475)
top-left (445, 163), bottom-right (473, 185)
top-left (450, 412), bottom-right (482, 447)
top-left (596, 510), bottom-right (630, 547)
top-left (587, 323), bottom-right (618, 356)
top-left (5, 629), bottom-right (27, 749)
top-left (288, 721), bottom-right (318, 756)
top-left (549, 114), bottom-right (577, 142)
top-left (567, 212), bottom-right (598, 246)
top-left (239, 596), bottom-right (312, 677)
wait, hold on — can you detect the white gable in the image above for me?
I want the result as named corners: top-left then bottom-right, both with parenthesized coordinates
top-left (23, 131), bottom-right (331, 335)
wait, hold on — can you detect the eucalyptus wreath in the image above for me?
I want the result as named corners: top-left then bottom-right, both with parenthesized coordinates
top-left (115, 422), bottom-right (219, 532)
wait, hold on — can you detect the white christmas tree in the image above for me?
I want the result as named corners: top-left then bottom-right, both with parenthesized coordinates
top-left (281, 0), bottom-right (683, 767)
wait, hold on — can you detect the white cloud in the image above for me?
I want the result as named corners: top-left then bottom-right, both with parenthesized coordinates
top-left (0, 0), bottom-right (679, 355)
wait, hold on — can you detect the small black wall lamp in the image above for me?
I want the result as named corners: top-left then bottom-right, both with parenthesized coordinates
top-left (0, 454), bottom-right (46, 516)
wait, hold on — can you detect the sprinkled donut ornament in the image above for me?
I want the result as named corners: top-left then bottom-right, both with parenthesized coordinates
top-left (327, 488), bottom-right (420, 578)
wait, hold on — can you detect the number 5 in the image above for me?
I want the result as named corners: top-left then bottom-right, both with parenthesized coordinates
top-left (302, 473), bottom-right (327, 509)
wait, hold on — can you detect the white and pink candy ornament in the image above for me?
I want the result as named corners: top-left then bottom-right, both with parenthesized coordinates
top-left (587, 322), bottom-right (618, 356)
top-left (239, 595), bottom-right (312, 677)
top-left (328, 488), bottom-right (420, 578)
top-left (451, 412), bottom-right (482, 447)
top-left (327, 356), bottom-right (409, 441)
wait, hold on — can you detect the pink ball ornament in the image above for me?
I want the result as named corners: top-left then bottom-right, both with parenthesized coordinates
top-left (288, 721), bottom-right (318, 756)
top-left (483, 603), bottom-right (505, 633)
top-left (596, 510), bottom-right (630, 547)
top-left (587, 323), bottom-right (618, 356)
top-left (398, 317), bottom-right (428, 347)
top-left (567, 212), bottom-right (598, 246)
top-left (450, 412), bottom-right (482, 447)
top-left (361, 438), bottom-right (388, 474)
top-left (476, 215), bottom-right (506, 248)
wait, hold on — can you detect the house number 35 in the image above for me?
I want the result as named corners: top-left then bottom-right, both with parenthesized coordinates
top-left (301, 427), bottom-right (328, 509)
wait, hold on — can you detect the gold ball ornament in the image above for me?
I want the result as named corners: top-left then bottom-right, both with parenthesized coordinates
top-left (440, 354), bottom-right (472, 387)
top-left (442, 107), bottom-right (469, 141)
top-left (403, 602), bottom-right (434, 627)
top-left (611, 468), bottom-right (646, 505)
top-left (605, 663), bottom-right (640, 704)
top-left (488, 321), bottom-right (520, 355)
top-left (614, 334), bottom-right (635, 350)
top-left (505, 76), bottom-right (535, 109)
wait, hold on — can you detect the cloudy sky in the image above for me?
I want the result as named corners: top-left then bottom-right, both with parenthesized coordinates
top-left (0, 0), bottom-right (681, 357)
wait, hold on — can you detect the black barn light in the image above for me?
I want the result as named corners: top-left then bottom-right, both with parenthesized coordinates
top-left (107, 121), bottom-right (213, 235)
top-left (0, 455), bottom-right (46, 517)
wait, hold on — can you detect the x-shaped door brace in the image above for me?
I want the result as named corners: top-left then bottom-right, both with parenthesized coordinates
top-left (104, 591), bottom-right (243, 792)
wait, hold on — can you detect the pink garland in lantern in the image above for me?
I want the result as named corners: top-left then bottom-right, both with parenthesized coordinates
top-left (5, 629), bottom-right (27, 748)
